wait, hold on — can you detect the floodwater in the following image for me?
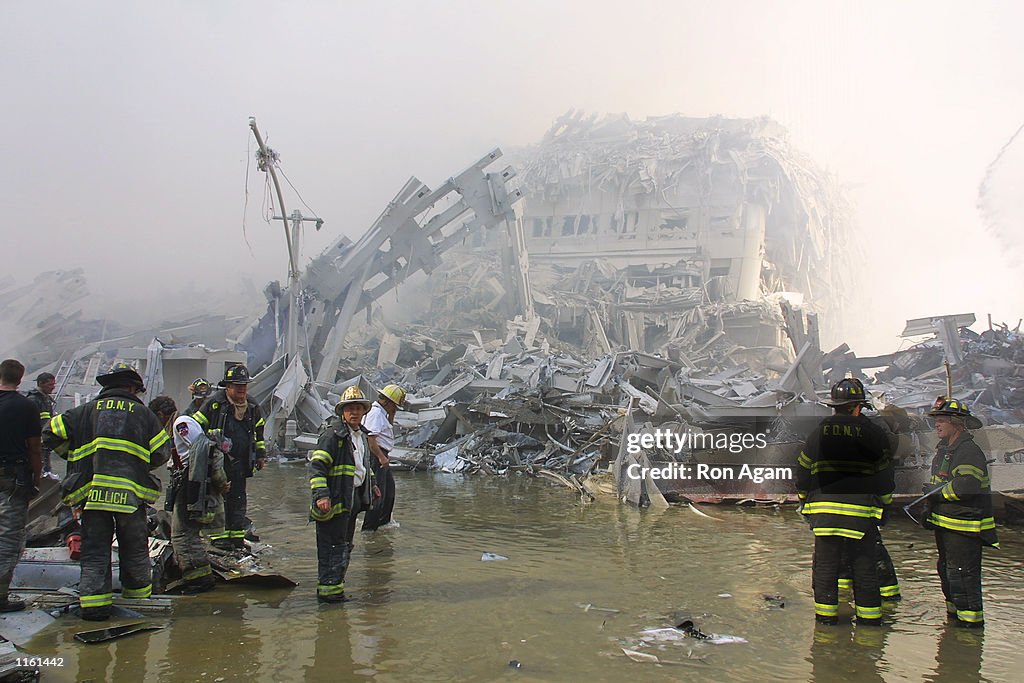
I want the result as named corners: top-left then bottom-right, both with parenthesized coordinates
top-left (29, 463), bottom-right (1024, 682)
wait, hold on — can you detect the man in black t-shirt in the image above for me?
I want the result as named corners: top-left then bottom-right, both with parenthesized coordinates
top-left (0, 359), bottom-right (42, 612)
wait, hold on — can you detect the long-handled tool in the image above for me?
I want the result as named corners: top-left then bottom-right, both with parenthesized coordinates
top-left (902, 483), bottom-right (946, 525)
top-left (903, 455), bottom-right (994, 524)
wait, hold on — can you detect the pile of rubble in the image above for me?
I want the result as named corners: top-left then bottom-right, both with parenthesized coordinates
top-left (338, 303), bottom-right (822, 483)
top-left (838, 314), bottom-right (1024, 427)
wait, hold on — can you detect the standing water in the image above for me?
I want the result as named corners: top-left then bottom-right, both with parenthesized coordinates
top-left (30, 463), bottom-right (1024, 682)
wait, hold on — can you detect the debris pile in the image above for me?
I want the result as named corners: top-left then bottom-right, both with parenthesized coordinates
top-left (505, 110), bottom-right (858, 347)
top-left (828, 314), bottom-right (1024, 427)
top-left (348, 314), bottom-right (828, 485)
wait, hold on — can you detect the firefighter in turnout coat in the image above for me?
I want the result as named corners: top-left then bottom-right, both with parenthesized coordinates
top-left (42, 363), bottom-right (171, 621)
top-left (193, 364), bottom-right (265, 549)
top-left (922, 397), bottom-right (998, 628)
top-left (797, 378), bottom-right (894, 626)
top-left (309, 386), bottom-right (379, 603)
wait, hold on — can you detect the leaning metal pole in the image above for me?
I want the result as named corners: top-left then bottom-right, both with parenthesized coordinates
top-left (249, 116), bottom-right (300, 363)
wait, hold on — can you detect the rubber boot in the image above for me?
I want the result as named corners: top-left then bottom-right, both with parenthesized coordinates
top-left (80, 606), bottom-right (112, 621)
top-left (0, 595), bottom-right (25, 613)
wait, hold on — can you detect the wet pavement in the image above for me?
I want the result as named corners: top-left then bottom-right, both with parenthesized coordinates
top-left (28, 463), bottom-right (1024, 682)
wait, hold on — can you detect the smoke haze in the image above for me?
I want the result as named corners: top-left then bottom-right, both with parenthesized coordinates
top-left (2, 1), bottom-right (1022, 355)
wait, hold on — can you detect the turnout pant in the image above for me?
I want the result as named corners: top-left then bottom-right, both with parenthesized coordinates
top-left (813, 526), bottom-right (882, 623)
top-left (170, 484), bottom-right (212, 583)
top-left (0, 478), bottom-right (30, 598)
top-left (315, 494), bottom-right (367, 598)
top-left (935, 529), bottom-right (985, 625)
top-left (79, 508), bottom-right (152, 611)
top-left (361, 460), bottom-right (395, 531)
top-left (212, 460), bottom-right (248, 544)
top-left (839, 531), bottom-right (900, 599)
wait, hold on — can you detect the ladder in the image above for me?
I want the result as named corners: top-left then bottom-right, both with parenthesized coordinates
top-left (52, 359), bottom-right (77, 406)
top-left (83, 354), bottom-right (103, 386)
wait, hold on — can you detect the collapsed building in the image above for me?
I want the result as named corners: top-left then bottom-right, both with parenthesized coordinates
top-left (494, 110), bottom-right (854, 359)
top-left (6, 112), bottom-right (1023, 521)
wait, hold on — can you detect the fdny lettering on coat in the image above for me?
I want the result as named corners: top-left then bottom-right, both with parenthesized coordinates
top-left (96, 399), bottom-right (136, 412)
top-left (821, 424), bottom-right (862, 437)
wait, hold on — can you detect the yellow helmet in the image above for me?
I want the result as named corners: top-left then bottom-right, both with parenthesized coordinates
top-left (379, 384), bottom-right (406, 407)
top-left (335, 385), bottom-right (372, 414)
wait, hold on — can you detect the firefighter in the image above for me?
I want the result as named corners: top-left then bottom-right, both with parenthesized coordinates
top-left (24, 372), bottom-right (57, 478)
top-left (42, 362), bottom-right (171, 621)
top-left (838, 533), bottom-right (901, 603)
top-left (922, 397), bottom-right (997, 628)
top-left (309, 386), bottom-right (379, 603)
top-left (361, 384), bottom-right (405, 531)
top-left (797, 377), bottom-right (894, 625)
top-left (184, 378), bottom-right (213, 417)
top-left (193, 364), bottom-right (265, 550)
top-left (838, 410), bottom-right (902, 602)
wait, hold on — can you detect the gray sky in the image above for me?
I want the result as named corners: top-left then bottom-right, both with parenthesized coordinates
top-left (2, 1), bottom-right (1022, 355)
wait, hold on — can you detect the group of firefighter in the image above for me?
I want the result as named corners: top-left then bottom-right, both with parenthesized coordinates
top-left (0, 356), bottom-right (1000, 627)
top-left (3, 359), bottom-right (404, 620)
top-left (799, 377), bottom-right (998, 629)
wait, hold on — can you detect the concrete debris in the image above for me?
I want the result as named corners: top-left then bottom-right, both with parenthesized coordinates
top-left (609, 310), bottom-right (1024, 519)
top-left (828, 315), bottom-right (1024, 427)
top-left (6, 115), bottom-right (1024, 525)
top-left (74, 622), bottom-right (165, 644)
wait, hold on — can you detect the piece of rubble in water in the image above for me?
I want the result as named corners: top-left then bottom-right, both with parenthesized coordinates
top-left (640, 622), bottom-right (747, 645)
top-left (74, 622), bottom-right (164, 644)
top-left (576, 603), bottom-right (621, 614)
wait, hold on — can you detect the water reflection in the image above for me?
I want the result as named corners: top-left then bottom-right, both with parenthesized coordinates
top-left (808, 625), bottom-right (888, 683)
top-left (24, 468), bottom-right (1024, 682)
top-left (925, 625), bottom-right (987, 683)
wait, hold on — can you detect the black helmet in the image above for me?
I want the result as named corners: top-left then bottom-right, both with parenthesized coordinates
top-left (188, 377), bottom-right (212, 398)
top-left (825, 377), bottom-right (871, 408)
top-left (927, 397), bottom-right (982, 429)
top-left (97, 362), bottom-right (145, 391)
top-left (220, 364), bottom-right (251, 387)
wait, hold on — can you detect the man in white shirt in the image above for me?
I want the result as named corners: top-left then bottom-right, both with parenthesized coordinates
top-left (361, 385), bottom-right (405, 531)
top-left (168, 408), bottom-right (229, 591)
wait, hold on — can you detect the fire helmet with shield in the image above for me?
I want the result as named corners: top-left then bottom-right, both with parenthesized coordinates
top-left (334, 385), bottom-right (372, 415)
top-left (220, 364), bottom-right (251, 387)
top-left (927, 397), bottom-right (982, 429)
top-left (825, 377), bottom-right (872, 408)
top-left (96, 362), bottom-right (145, 392)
